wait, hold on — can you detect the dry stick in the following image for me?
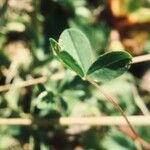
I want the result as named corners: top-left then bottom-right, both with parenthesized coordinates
top-left (0, 76), bottom-right (47, 93)
top-left (132, 85), bottom-right (150, 116)
top-left (131, 54), bottom-right (150, 64)
top-left (0, 54), bottom-right (149, 93)
top-left (0, 73), bottom-right (65, 93)
top-left (0, 118), bottom-right (32, 125)
top-left (131, 86), bottom-right (150, 149)
top-left (1, 116), bottom-right (150, 126)
top-left (58, 116), bottom-right (150, 126)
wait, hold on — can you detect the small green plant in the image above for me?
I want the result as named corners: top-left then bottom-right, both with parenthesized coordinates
top-left (50, 28), bottom-right (150, 149)
top-left (50, 28), bottom-right (132, 82)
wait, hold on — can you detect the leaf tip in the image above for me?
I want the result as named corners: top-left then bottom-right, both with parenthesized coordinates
top-left (49, 38), bottom-right (60, 54)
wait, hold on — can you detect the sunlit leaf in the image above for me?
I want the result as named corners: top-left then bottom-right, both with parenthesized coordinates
top-left (87, 51), bottom-right (132, 82)
top-left (58, 51), bottom-right (84, 77)
top-left (58, 28), bottom-right (95, 75)
top-left (50, 37), bottom-right (84, 77)
top-left (50, 38), bottom-right (60, 55)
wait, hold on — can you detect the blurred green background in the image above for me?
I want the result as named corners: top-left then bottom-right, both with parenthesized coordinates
top-left (0, 0), bottom-right (150, 149)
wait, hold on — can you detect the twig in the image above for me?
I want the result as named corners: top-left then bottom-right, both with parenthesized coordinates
top-left (0, 118), bottom-right (32, 125)
top-left (0, 54), bottom-right (149, 93)
top-left (51, 72), bottom-right (65, 80)
top-left (85, 76), bottom-right (150, 149)
top-left (93, 5), bottom-right (104, 17)
top-left (85, 76), bottom-right (139, 140)
top-left (132, 54), bottom-right (150, 64)
top-left (1, 116), bottom-right (150, 126)
top-left (0, 76), bottom-right (47, 93)
top-left (0, 73), bottom-right (65, 93)
top-left (59, 116), bottom-right (150, 126)
top-left (132, 86), bottom-right (150, 115)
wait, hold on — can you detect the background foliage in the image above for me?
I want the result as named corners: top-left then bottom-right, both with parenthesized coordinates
top-left (0, 0), bottom-right (150, 149)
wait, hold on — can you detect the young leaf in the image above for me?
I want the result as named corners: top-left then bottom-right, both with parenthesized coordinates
top-left (58, 28), bottom-right (95, 75)
top-left (87, 51), bottom-right (132, 83)
top-left (50, 37), bottom-right (84, 77)
top-left (58, 51), bottom-right (84, 77)
top-left (50, 38), bottom-right (60, 54)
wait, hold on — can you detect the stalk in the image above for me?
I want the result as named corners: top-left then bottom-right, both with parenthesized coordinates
top-left (85, 76), bottom-right (150, 149)
top-left (85, 76), bottom-right (139, 139)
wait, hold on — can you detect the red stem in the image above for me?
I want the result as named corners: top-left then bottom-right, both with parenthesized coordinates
top-left (85, 76), bottom-right (150, 149)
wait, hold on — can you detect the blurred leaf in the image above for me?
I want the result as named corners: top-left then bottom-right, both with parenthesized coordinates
top-left (80, 129), bottom-right (103, 149)
top-left (0, 0), bottom-right (8, 16)
top-left (129, 8), bottom-right (150, 23)
top-left (5, 77), bottom-right (22, 111)
top-left (0, 135), bottom-right (21, 150)
top-left (109, 0), bottom-right (144, 16)
top-left (137, 127), bottom-right (150, 142)
top-left (125, 0), bottom-right (143, 12)
top-left (103, 128), bottom-right (135, 150)
top-left (56, 0), bottom-right (86, 8)
top-left (0, 50), bottom-right (10, 67)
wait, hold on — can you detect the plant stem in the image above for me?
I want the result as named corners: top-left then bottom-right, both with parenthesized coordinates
top-left (85, 76), bottom-right (150, 149)
top-left (85, 77), bottom-right (150, 150)
top-left (85, 76), bottom-right (139, 139)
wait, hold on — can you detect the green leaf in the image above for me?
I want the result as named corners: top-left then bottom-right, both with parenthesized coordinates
top-left (0, 50), bottom-right (10, 67)
top-left (0, 0), bottom-right (8, 16)
top-left (50, 38), bottom-right (60, 54)
top-left (58, 28), bottom-right (95, 75)
top-left (87, 51), bottom-right (132, 83)
top-left (50, 38), bottom-right (84, 77)
top-left (58, 51), bottom-right (84, 77)
top-left (50, 29), bottom-right (132, 82)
